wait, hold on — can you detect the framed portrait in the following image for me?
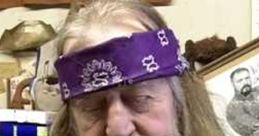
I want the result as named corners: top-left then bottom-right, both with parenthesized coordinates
top-left (197, 37), bottom-right (259, 136)
top-left (252, 0), bottom-right (259, 39)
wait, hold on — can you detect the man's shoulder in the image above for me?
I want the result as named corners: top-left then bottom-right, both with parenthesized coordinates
top-left (253, 85), bottom-right (259, 91)
top-left (252, 86), bottom-right (259, 93)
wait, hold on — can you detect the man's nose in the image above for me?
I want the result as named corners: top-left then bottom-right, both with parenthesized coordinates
top-left (241, 79), bottom-right (249, 86)
top-left (106, 96), bottom-right (136, 136)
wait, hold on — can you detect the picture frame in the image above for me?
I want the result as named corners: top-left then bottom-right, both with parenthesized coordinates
top-left (252, 0), bottom-right (259, 39)
top-left (197, 37), bottom-right (259, 136)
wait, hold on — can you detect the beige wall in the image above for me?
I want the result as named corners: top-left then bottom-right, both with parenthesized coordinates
top-left (0, 0), bottom-right (251, 52)
top-left (157, 0), bottom-right (251, 50)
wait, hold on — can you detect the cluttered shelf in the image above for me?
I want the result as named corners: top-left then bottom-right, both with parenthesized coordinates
top-left (0, 19), bottom-right (61, 136)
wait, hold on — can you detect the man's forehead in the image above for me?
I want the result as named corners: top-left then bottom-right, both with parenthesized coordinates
top-left (104, 78), bottom-right (167, 93)
top-left (235, 70), bottom-right (250, 77)
top-left (233, 71), bottom-right (250, 81)
top-left (70, 78), bottom-right (171, 107)
top-left (73, 78), bottom-right (169, 100)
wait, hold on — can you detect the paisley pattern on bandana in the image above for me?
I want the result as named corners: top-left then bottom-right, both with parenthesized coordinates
top-left (55, 28), bottom-right (189, 100)
top-left (142, 55), bottom-right (160, 73)
top-left (175, 49), bottom-right (190, 74)
top-left (157, 29), bottom-right (169, 47)
top-left (61, 82), bottom-right (70, 99)
top-left (81, 59), bottom-right (123, 92)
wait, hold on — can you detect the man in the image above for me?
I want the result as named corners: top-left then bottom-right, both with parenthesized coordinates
top-left (227, 67), bottom-right (259, 136)
top-left (50, 0), bottom-right (224, 136)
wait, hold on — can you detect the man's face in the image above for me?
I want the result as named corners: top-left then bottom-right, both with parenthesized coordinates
top-left (63, 16), bottom-right (180, 136)
top-left (70, 78), bottom-right (180, 136)
top-left (232, 70), bottom-right (252, 96)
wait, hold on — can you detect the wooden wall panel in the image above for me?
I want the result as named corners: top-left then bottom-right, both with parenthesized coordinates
top-left (0, 0), bottom-right (22, 9)
top-left (148, 0), bottom-right (171, 5)
top-left (0, 0), bottom-right (171, 9)
top-left (23, 0), bottom-right (70, 5)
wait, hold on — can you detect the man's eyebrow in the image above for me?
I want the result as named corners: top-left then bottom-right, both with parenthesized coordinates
top-left (136, 79), bottom-right (165, 88)
top-left (72, 91), bottom-right (107, 104)
top-left (123, 81), bottom-right (160, 94)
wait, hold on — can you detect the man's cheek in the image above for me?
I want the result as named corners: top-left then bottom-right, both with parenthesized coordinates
top-left (78, 120), bottom-right (106, 136)
top-left (135, 111), bottom-right (175, 135)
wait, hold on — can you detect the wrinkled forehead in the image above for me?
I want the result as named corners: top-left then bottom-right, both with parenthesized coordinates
top-left (232, 72), bottom-right (251, 85)
top-left (233, 70), bottom-right (250, 79)
top-left (70, 78), bottom-right (171, 102)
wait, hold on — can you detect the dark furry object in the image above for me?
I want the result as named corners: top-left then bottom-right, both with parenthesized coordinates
top-left (184, 36), bottom-right (237, 70)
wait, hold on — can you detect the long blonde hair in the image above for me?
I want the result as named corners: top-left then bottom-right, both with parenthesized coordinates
top-left (51, 0), bottom-right (225, 136)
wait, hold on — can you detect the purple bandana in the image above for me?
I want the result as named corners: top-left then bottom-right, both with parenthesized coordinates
top-left (55, 28), bottom-right (189, 100)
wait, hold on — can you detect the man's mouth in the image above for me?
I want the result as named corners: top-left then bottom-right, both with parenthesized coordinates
top-left (241, 84), bottom-right (252, 96)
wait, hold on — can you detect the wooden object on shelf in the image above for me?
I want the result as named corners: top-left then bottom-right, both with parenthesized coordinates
top-left (23, 0), bottom-right (70, 5)
top-left (8, 51), bottom-right (37, 110)
top-left (9, 78), bottom-right (33, 109)
top-left (0, 0), bottom-right (22, 9)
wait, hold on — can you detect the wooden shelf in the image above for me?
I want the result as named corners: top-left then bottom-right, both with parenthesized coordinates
top-left (24, 0), bottom-right (70, 5)
top-left (0, 0), bottom-right (22, 9)
top-left (0, 0), bottom-right (171, 9)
